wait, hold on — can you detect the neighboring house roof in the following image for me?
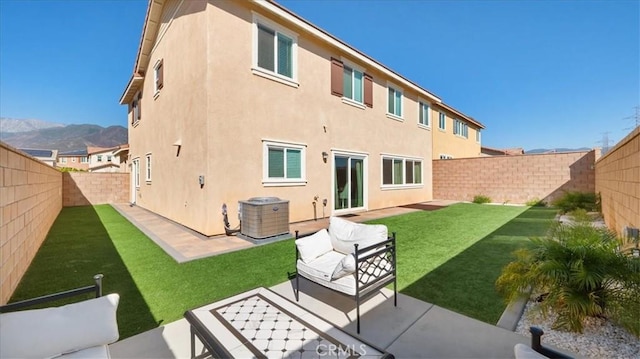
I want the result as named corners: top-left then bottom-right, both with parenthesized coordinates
top-left (112, 144), bottom-right (129, 157)
top-left (433, 102), bottom-right (485, 129)
top-left (481, 146), bottom-right (524, 156)
top-left (20, 149), bottom-right (55, 158)
top-left (59, 149), bottom-right (88, 156)
top-left (87, 146), bottom-right (120, 155)
top-left (119, 0), bottom-right (485, 129)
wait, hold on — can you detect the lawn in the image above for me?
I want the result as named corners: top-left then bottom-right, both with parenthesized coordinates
top-left (9, 203), bottom-right (556, 339)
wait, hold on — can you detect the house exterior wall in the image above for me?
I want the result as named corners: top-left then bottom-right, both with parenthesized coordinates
top-left (57, 155), bottom-right (89, 171)
top-left (0, 143), bottom-right (62, 305)
top-left (88, 151), bottom-right (123, 172)
top-left (433, 150), bottom-right (596, 204)
top-left (595, 127), bottom-right (640, 235)
top-left (432, 106), bottom-right (482, 159)
top-left (126, 0), bottom-right (435, 235)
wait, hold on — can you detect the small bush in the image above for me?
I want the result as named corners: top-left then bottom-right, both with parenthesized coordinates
top-left (496, 222), bottom-right (640, 336)
top-left (552, 191), bottom-right (598, 213)
top-left (526, 198), bottom-right (546, 207)
top-left (472, 195), bottom-right (492, 204)
top-left (568, 208), bottom-right (591, 223)
top-left (57, 167), bottom-right (87, 172)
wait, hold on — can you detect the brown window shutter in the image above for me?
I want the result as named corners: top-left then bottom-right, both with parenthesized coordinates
top-left (364, 73), bottom-right (373, 108)
top-left (330, 57), bottom-right (343, 97)
top-left (158, 59), bottom-right (164, 89)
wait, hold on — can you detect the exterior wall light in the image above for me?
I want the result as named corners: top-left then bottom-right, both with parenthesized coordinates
top-left (322, 151), bottom-right (328, 163)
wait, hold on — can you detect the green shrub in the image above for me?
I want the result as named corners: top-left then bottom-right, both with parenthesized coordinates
top-left (57, 167), bottom-right (87, 172)
top-left (526, 198), bottom-right (546, 207)
top-left (552, 191), bottom-right (598, 213)
top-left (568, 208), bottom-right (591, 223)
top-left (472, 195), bottom-right (492, 204)
top-left (496, 222), bottom-right (640, 335)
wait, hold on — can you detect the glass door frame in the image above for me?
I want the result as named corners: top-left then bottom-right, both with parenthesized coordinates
top-left (331, 149), bottom-right (368, 215)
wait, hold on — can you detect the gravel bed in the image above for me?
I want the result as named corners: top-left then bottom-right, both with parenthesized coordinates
top-left (516, 301), bottom-right (640, 358)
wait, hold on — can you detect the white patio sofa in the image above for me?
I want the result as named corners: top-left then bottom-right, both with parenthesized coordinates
top-left (0, 274), bottom-right (120, 359)
top-left (294, 216), bottom-right (397, 333)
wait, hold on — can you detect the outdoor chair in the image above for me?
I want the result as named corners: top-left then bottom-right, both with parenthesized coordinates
top-left (294, 216), bottom-right (397, 333)
top-left (0, 274), bottom-right (120, 359)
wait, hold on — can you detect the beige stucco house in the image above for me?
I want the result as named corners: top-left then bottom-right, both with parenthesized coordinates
top-left (87, 146), bottom-right (128, 173)
top-left (58, 150), bottom-right (90, 171)
top-left (119, 0), bottom-right (485, 236)
top-left (432, 102), bottom-right (484, 160)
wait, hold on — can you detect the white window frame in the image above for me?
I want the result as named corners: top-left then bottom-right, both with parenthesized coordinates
top-left (454, 119), bottom-right (469, 138)
top-left (341, 58), bottom-right (365, 108)
top-left (252, 13), bottom-right (299, 88)
top-left (476, 129), bottom-right (481, 143)
top-left (132, 91), bottom-right (141, 126)
top-left (438, 112), bottom-right (446, 131)
top-left (60, 157), bottom-right (67, 164)
top-left (145, 154), bottom-right (152, 182)
top-left (262, 139), bottom-right (306, 186)
top-left (153, 59), bottom-right (163, 95)
top-left (81, 156), bottom-right (88, 163)
top-left (386, 83), bottom-right (403, 121)
top-left (133, 158), bottom-right (140, 188)
top-left (97, 155), bottom-right (103, 162)
top-left (107, 155), bottom-right (112, 162)
top-left (418, 100), bottom-right (431, 128)
top-left (381, 154), bottom-right (423, 189)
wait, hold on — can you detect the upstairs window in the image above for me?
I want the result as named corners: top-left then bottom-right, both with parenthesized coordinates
top-left (387, 85), bottom-right (403, 118)
top-left (454, 119), bottom-right (469, 138)
top-left (331, 58), bottom-right (373, 107)
top-left (60, 157), bottom-right (67, 164)
top-left (263, 140), bottom-right (306, 186)
top-left (107, 155), bottom-right (112, 162)
top-left (131, 92), bottom-right (142, 125)
top-left (97, 155), bottom-right (103, 162)
top-left (476, 130), bottom-right (481, 143)
top-left (438, 112), bottom-right (446, 130)
top-left (154, 59), bottom-right (164, 94)
top-left (343, 65), bottom-right (363, 103)
top-left (253, 16), bottom-right (297, 84)
top-left (419, 102), bottom-right (430, 127)
top-left (81, 156), bottom-right (88, 163)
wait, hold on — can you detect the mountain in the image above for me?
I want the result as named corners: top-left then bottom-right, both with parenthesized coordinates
top-left (525, 147), bottom-right (591, 154)
top-left (0, 120), bottom-right (127, 152)
top-left (0, 118), bottom-right (65, 133)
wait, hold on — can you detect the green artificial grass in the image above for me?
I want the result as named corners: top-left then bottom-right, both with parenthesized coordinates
top-left (370, 204), bottom-right (557, 323)
top-left (10, 203), bottom-right (557, 339)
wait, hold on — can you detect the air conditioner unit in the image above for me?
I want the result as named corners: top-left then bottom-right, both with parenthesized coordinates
top-left (239, 197), bottom-right (289, 239)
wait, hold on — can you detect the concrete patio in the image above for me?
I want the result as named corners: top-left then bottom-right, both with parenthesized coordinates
top-left (109, 279), bottom-right (576, 358)
top-left (107, 201), bottom-right (576, 358)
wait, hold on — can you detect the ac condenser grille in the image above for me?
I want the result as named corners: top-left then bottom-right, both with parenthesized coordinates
top-left (239, 197), bottom-right (289, 239)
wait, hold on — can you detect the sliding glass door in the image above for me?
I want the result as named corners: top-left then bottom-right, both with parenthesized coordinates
top-left (334, 154), bottom-right (366, 211)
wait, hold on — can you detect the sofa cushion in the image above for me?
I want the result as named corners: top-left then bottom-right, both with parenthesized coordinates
top-left (296, 229), bottom-right (333, 263)
top-left (61, 345), bottom-right (110, 359)
top-left (331, 254), bottom-right (356, 280)
top-left (329, 217), bottom-right (388, 254)
top-left (0, 293), bottom-right (120, 359)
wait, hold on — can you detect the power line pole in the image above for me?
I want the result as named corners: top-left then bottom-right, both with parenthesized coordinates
top-left (600, 132), bottom-right (611, 154)
top-left (623, 106), bottom-right (640, 130)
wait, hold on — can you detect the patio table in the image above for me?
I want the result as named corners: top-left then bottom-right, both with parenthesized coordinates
top-left (184, 287), bottom-right (393, 358)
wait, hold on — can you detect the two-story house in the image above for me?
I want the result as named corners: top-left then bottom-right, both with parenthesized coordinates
top-left (87, 146), bottom-right (128, 173)
top-left (58, 150), bottom-right (90, 171)
top-left (119, 0), bottom-right (485, 236)
top-left (432, 102), bottom-right (484, 159)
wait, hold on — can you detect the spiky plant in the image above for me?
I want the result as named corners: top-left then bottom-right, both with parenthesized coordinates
top-left (496, 221), bottom-right (640, 335)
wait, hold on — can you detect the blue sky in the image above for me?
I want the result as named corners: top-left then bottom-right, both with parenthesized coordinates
top-left (1, 0), bottom-right (638, 150)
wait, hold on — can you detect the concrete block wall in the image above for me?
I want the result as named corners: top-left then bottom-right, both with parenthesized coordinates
top-left (63, 172), bottom-right (129, 207)
top-left (0, 143), bottom-right (62, 305)
top-left (595, 127), bottom-right (640, 235)
top-left (433, 150), bottom-right (596, 204)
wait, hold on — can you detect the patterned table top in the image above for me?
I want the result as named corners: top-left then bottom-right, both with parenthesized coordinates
top-left (185, 287), bottom-right (389, 359)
